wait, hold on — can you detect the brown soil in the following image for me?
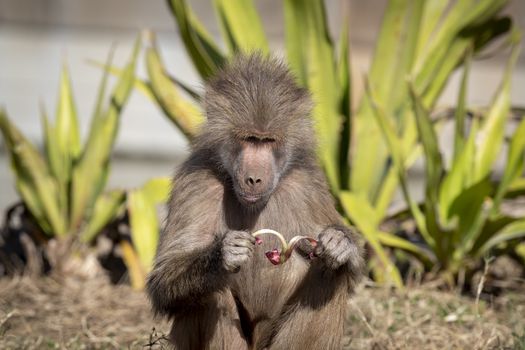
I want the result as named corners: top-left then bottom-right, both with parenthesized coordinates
top-left (0, 277), bottom-right (524, 350)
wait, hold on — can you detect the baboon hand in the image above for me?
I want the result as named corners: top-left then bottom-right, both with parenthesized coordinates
top-left (314, 226), bottom-right (362, 270)
top-left (221, 230), bottom-right (256, 273)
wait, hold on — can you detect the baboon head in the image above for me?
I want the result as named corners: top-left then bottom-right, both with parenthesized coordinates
top-left (199, 54), bottom-right (315, 208)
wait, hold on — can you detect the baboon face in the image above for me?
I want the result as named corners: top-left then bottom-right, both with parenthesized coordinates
top-left (201, 54), bottom-right (315, 209)
top-left (230, 134), bottom-right (283, 207)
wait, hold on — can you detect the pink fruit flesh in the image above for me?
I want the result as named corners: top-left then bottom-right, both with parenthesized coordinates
top-left (265, 249), bottom-right (281, 265)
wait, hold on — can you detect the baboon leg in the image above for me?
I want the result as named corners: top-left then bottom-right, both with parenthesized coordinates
top-left (265, 282), bottom-right (348, 350)
top-left (170, 290), bottom-right (249, 350)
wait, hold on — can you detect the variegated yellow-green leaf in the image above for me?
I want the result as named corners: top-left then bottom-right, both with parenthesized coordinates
top-left (374, 111), bottom-right (421, 219)
top-left (478, 219), bottom-right (525, 256)
top-left (369, 0), bottom-right (415, 103)
top-left (411, 87), bottom-right (452, 259)
top-left (140, 176), bottom-right (171, 204)
top-left (366, 84), bottom-right (433, 249)
top-left (283, 0), bottom-right (307, 86)
top-left (70, 36), bottom-right (140, 230)
top-left (351, 0), bottom-right (423, 200)
top-left (370, 0), bottom-right (431, 211)
top-left (413, 0), bottom-right (474, 91)
top-left (81, 189), bottom-right (126, 243)
top-left (453, 178), bottom-right (492, 257)
top-left (90, 46), bottom-right (116, 125)
top-left (41, 106), bottom-right (61, 193)
top-left (126, 177), bottom-right (170, 278)
top-left (414, 0), bottom-right (507, 96)
top-left (55, 66), bottom-right (81, 229)
top-left (127, 177), bottom-right (170, 270)
top-left (284, 0), bottom-right (341, 192)
top-left (409, 84), bottom-right (443, 203)
top-left (376, 231), bottom-right (433, 267)
top-left (339, 191), bottom-right (403, 288)
top-left (167, 0), bottom-right (225, 79)
top-left (213, 0), bottom-right (268, 55)
top-left (409, 84), bottom-right (447, 249)
top-left (492, 116), bottom-right (525, 215)
top-left (452, 48), bottom-right (472, 162)
top-left (145, 31), bottom-right (204, 139)
top-left (128, 188), bottom-right (160, 272)
top-left (89, 56), bottom-right (201, 103)
top-left (120, 240), bottom-right (146, 290)
top-left (414, 9), bottom-right (511, 108)
top-left (0, 109), bottom-right (66, 236)
top-left (56, 65), bottom-right (81, 164)
top-left (439, 120), bottom-right (479, 227)
top-left (337, 16), bottom-right (351, 189)
top-left (415, 0), bottom-right (449, 59)
top-left (389, 1), bottom-right (424, 110)
top-left (420, 14), bottom-right (511, 107)
top-left (474, 44), bottom-right (519, 182)
top-left (421, 37), bottom-right (470, 108)
top-left (16, 176), bottom-right (52, 234)
top-left (87, 58), bottom-right (156, 102)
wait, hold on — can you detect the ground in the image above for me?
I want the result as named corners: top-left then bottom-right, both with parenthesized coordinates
top-left (0, 276), bottom-right (524, 350)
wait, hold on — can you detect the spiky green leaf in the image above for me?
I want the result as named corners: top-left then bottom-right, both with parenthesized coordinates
top-left (0, 110), bottom-right (66, 236)
top-left (81, 190), bottom-right (126, 243)
top-left (474, 44), bottom-right (519, 182)
top-left (213, 0), bottom-right (268, 54)
top-left (167, 0), bottom-right (225, 78)
top-left (351, 0), bottom-right (424, 200)
top-left (145, 32), bottom-right (204, 139)
top-left (492, 117), bottom-right (525, 214)
top-left (339, 191), bottom-right (403, 288)
top-left (70, 37), bottom-right (140, 229)
top-left (128, 189), bottom-right (160, 272)
top-left (284, 0), bottom-right (341, 191)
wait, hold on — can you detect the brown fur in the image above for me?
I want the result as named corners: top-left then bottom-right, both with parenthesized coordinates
top-left (147, 53), bottom-right (364, 349)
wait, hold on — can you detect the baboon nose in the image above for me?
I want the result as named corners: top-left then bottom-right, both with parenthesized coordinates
top-left (246, 176), bottom-right (262, 187)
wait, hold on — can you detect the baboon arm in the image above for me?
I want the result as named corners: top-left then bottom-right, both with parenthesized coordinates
top-left (146, 170), bottom-right (227, 317)
top-left (297, 168), bottom-right (365, 285)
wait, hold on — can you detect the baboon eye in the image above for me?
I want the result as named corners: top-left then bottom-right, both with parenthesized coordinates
top-left (261, 137), bottom-right (276, 144)
top-left (245, 136), bottom-right (276, 144)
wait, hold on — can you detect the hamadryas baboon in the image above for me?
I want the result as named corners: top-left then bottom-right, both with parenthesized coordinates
top-left (147, 53), bottom-right (364, 350)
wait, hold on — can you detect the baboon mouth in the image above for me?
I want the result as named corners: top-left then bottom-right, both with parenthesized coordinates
top-left (241, 194), bottom-right (262, 203)
top-left (233, 184), bottom-right (267, 205)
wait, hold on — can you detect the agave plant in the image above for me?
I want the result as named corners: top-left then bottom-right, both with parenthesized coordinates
top-left (123, 176), bottom-right (171, 289)
top-left (105, 0), bottom-right (515, 286)
top-left (0, 41), bottom-right (139, 263)
top-left (0, 37), bottom-right (174, 288)
top-left (369, 38), bottom-right (525, 280)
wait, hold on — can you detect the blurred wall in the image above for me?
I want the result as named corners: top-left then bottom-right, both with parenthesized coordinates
top-left (0, 0), bottom-right (524, 211)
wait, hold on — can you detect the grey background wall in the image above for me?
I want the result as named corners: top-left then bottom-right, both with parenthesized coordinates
top-left (1, 0), bottom-right (524, 212)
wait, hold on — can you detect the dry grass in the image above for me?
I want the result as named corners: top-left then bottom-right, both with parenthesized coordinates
top-left (0, 276), bottom-right (523, 349)
top-left (0, 276), bottom-right (170, 349)
top-left (345, 282), bottom-right (525, 349)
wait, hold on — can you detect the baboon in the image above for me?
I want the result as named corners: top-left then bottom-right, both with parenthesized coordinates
top-left (147, 53), bottom-right (364, 350)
